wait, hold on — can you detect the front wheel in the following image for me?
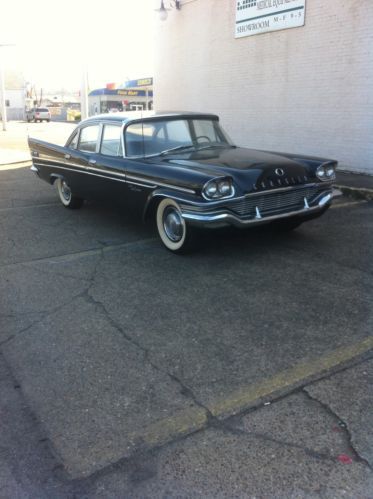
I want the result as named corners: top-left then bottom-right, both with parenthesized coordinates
top-left (56, 178), bottom-right (84, 209)
top-left (156, 198), bottom-right (194, 253)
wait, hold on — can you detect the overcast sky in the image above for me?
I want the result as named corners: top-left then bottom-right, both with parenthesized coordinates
top-left (1, 0), bottom-right (155, 91)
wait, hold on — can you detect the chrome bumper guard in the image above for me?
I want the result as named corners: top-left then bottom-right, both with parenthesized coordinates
top-left (30, 165), bottom-right (39, 176)
top-left (182, 192), bottom-right (333, 229)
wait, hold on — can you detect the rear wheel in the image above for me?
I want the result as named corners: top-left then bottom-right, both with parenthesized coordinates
top-left (156, 198), bottom-right (194, 253)
top-left (56, 178), bottom-right (84, 209)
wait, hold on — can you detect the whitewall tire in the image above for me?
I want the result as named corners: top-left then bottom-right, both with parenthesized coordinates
top-left (156, 198), bottom-right (194, 253)
top-left (56, 178), bottom-right (83, 209)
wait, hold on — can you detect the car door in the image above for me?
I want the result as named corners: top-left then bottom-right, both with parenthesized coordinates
top-left (59, 124), bottom-right (99, 199)
top-left (67, 122), bottom-right (103, 199)
top-left (80, 122), bottom-right (129, 203)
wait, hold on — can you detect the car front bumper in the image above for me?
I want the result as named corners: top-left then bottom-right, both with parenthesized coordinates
top-left (181, 190), bottom-right (335, 229)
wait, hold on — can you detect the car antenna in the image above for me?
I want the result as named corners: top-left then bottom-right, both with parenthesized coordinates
top-left (141, 109), bottom-right (145, 156)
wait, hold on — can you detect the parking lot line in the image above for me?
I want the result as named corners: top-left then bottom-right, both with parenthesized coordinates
top-left (209, 336), bottom-right (373, 418)
top-left (126, 336), bottom-right (373, 453)
top-left (330, 200), bottom-right (368, 209)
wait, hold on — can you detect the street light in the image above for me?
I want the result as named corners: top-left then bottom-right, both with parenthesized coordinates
top-left (0, 43), bottom-right (16, 131)
top-left (155, 1), bottom-right (181, 21)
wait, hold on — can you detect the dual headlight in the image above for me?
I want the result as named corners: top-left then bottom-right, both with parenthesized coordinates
top-left (202, 178), bottom-right (235, 200)
top-left (316, 163), bottom-right (336, 181)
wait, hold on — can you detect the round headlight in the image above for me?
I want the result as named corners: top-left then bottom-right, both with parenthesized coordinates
top-left (325, 166), bottom-right (335, 178)
top-left (316, 166), bottom-right (326, 180)
top-left (205, 181), bottom-right (218, 197)
top-left (203, 178), bottom-right (234, 199)
top-left (218, 180), bottom-right (232, 195)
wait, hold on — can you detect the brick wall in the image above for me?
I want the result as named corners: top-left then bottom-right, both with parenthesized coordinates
top-left (154, 0), bottom-right (373, 173)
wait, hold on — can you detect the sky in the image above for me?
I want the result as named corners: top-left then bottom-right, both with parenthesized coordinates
top-left (0, 0), bottom-right (156, 92)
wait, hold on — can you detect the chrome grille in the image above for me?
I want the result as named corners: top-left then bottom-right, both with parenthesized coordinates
top-left (227, 185), bottom-right (329, 217)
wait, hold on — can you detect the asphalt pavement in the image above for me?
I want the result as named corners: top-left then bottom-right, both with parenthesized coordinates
top-left (0, 122), bottom-right (372, 497)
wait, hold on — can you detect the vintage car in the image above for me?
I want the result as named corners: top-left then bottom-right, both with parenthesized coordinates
top-left (29, 111), bottom-right (337, 253)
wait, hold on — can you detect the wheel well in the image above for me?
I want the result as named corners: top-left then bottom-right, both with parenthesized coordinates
top-left (49, 173), bottom-right (64, 185)
top-left (143, 196), bottom-right (163, 224)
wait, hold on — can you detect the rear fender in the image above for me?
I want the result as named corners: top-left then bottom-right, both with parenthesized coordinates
top-left (49, 173), bottom-right (65, 185)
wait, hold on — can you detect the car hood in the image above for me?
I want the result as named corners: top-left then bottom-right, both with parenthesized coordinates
top-left (167, 146), bottom-right (320, 172)
top-left (162, 146), bottom-right (326, 193)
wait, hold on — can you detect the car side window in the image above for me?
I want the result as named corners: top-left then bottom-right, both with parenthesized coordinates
top-left (78, 125), bottom-right (99, 153)
top-left (68, 131), bottom-right (79, 149)
top-left (100, 125), bottom-right (123, 157)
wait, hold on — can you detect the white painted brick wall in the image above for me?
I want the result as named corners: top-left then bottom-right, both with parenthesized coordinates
top-left (154, 0), bottom-right (373, 173)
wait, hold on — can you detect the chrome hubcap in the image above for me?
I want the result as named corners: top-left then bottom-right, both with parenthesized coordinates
top-left (61, 180), bottom-right (71, 201)
top-left (163, 207), bottom-right (184, 242)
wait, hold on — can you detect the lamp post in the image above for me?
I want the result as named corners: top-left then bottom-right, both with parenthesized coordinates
top-left (155, 1), bottom-right (181, 21)
top-left (0, 43), bottom-right (15, 131)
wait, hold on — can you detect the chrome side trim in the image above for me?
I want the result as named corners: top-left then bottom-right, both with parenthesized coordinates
top-left (37, 157), bottom-right (86, 170)
top-left (33, 162), bottom-right (127, 183)
top-left (182, 193), bottom-right (332, 229)
top-left (33, 160), bottom-right (193, 193)
top-left (86, 166), bottom-right (126, 178)
top-left (126, 174), bottom-right (195, 194)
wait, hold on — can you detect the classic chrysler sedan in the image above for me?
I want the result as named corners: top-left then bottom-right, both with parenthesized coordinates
top-left (29, 112), bottom-right (337, 253)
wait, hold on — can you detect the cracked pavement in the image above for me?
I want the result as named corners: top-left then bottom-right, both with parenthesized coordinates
top-left (0, 150), bottom-right (372, 497)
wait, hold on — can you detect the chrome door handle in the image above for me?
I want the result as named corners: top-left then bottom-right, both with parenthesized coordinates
top-left (64, 153), bottom-right (71, 159)
top-left (88, 159), bottom-right (97, 165)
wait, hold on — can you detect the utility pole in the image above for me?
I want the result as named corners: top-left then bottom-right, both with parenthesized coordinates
top-left (0, 66), bottom-right (6, 131)
top-left (0, 43), bottom-right (16, 131)
top-left (80, 68), bottom-right (89, 119)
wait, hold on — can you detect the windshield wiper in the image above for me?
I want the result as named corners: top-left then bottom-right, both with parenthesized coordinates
top-left (195, 144), bottom-right (236, 151)
top-left (159, 144), bottom-right (196, 156)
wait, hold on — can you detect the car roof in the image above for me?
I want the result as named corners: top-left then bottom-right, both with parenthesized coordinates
top-left (81, 111), bottom-right (219, 126)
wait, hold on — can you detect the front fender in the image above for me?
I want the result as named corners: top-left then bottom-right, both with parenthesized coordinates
top-left (142, 188), bottom-right (201, 222)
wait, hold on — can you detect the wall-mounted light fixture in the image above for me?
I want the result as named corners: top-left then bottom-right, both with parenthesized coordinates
top-left (156, 0), bottom-right (181, 21)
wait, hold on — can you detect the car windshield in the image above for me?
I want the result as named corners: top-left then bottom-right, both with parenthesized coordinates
top-left (124, 118), bottom-right (235, 157)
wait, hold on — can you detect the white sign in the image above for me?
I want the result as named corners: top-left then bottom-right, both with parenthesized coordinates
top-left (235, 0), bottom-right (306, 38)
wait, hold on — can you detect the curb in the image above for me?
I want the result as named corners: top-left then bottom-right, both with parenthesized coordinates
top-left (335, 184), bottom-right (373, 202)
top-left (0, 160), bottom-right (32, 169)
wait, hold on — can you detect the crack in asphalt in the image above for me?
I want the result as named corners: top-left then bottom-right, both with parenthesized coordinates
top-left (212, 419), bottom-right (335, 463)
top-left (302, 388), bottom-right (373, 470)
top-left (83, 284), bottom-right (214, 422)
top-left (0, 284), bottom-right (98, 349)
top-left (68, 246), bottom-right (217, 423)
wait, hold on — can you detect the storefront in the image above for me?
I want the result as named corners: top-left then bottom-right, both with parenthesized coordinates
top-left (154, 1), bottom-right (373, 174)
top-left (89, 78), bottom-right (153, 115)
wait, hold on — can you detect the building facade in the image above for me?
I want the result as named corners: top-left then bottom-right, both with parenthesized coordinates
top-left (89, 79), bottom-right (154, 116)
top-left (3, 70), bottom-right (25, 120)
top-left (154, 0), bottom-right (373, 174)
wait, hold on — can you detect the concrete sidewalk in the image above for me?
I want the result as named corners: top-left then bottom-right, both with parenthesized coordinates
top-left (336, 171), bottom-right (373, 200)
top-left (0, 148), bottom-right (31, 166)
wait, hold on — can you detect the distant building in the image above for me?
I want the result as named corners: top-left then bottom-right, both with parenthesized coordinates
top-left (41, 92), bottom-right (80, 121)
top-left (2, 70), bottom-right (26, 120)
top-left (89, 78), bottom-right (153, 115)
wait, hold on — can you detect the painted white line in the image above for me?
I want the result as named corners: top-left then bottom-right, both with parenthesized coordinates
top-left (331, 200), bottom-right (368, 209)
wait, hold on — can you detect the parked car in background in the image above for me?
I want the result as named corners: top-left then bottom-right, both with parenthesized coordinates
top-left (28, 111), bottom-right (337, 253)
top-left (26, 107), bottom-right (51, 122)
